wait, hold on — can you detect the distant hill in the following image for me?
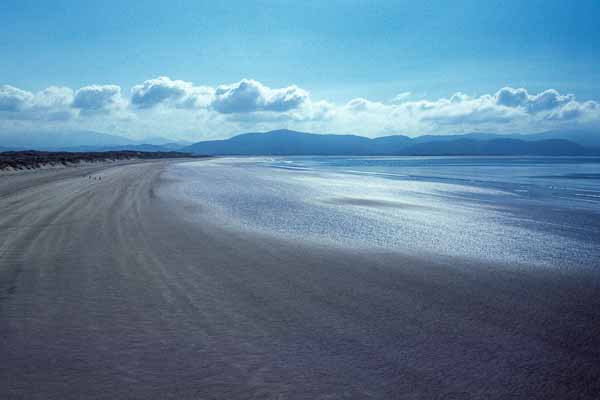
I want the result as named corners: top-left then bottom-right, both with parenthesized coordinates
top-left (3, 128), bottom-right (598, 155)
top-left (185, 130), bottom-right (375, 155)
top-left (184, 129), bottom-right (600, 156)
top-left (61, 143), bottom-right (189, 153)
top-left (401, 138), bottom-right (594, 156)
top-left (406, 130), bottom-right (600, 147)
top-left (0, 130), bottom-right (191, 152)
top-left (370, 135), bottom-right (413, 154)
top-left (363, 130), bottom-right (600, 148)
top-left (510, 130), bottom-right (600, 147)
top-left (0, 130), bottom-right (137, 150)
top-left (141, 137), bottom-right (193, 147)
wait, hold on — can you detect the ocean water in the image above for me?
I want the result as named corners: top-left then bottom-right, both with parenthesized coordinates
top-left (167, 156), bottom-right (600, 269)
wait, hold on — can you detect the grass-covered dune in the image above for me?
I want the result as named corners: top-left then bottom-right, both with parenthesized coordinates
top-left (0, 150), bottom-right (198, 171)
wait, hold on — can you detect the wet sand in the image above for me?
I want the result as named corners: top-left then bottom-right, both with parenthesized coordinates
top-left (1, 160), bottom-right (599, 399)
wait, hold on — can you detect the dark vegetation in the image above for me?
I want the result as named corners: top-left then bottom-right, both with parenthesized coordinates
top-left (0, 150), bottom-right (197, 171)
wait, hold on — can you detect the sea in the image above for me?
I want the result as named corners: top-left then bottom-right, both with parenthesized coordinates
top-left (167, 156), bottom-right (600, 269)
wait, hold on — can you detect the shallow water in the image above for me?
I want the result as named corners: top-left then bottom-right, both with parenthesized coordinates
top-left (169, 156), bottom-right (600, 269)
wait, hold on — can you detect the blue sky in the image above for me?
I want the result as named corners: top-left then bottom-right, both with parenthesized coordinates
top-left (1, 0), bottom-right (600, 139)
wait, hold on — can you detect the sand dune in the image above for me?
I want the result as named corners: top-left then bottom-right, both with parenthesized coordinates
top-left (1, 161), bottom-right (599, 399)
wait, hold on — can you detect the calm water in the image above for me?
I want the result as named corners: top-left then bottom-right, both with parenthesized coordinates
top-left (167, 156), bottom-right (600, 269)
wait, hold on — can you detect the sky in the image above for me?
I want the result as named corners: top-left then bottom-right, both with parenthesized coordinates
top-left (1, 0), bottom-right (600, 141)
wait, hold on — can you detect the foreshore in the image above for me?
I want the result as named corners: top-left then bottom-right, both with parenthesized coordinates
top-left (1, 160), bottom-right (599, 399)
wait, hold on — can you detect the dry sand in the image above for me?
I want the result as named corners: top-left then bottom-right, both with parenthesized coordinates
top-left (1, 160), bottom-right (599, 399)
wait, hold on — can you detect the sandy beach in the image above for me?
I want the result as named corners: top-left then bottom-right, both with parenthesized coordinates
top-left (1, 160), bottom-right (600, 399)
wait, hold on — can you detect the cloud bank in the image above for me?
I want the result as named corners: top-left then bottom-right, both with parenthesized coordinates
top-left (1, 78), bottom-right (599, 140)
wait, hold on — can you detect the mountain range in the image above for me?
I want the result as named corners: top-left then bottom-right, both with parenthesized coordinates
top-left (184, 129), bottom-right (600, 156)
top-left (1, 128), bottom-right (600, 156)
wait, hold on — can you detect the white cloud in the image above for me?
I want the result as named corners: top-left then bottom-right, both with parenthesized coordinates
top-left (418, 93), bottom-right (524, 125)
top-left (1, 79), bottom-right (599, 140)
top-left (0, 85), bottom-right (75, 121)
top-left (529, 89), bottom-right (574, 113)
top-left (30, 86), bottom-right (76, 121)
top-left (495, 87), bottom-right (530, 108)
top-left (323, 87), bottom-right (600, 136)
top-left (494, 87), bottom-right (575, 113)
top-left (0, 85), bottom-right (34, 112)
top-left (34, 86), bottom-right (74, 109)
top-left (546, 100), bottom-right (600, 121)
top-left (296, 100), bottom-right (336, 121)
top-left (131, 77), bottom-right (311, 115)
top-left (211, 79), bottom-right (309, 114)
top-left (130, 76), bottom-right (213, 109)
top-left (72, 85), bottom-right (125, 114)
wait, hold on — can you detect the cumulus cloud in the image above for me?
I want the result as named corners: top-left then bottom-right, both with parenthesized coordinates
top-left (34, 86), bottom-right (74, 109)
top-left (301, 100), bottom-right (336, 121)
top-left (495, 87), bottom-right (529, 108)
top-left (0, 85), bottom-right (34, 111)
top-left (129, 77), bottom-right (310, 114)
top-left (396, 87), bottom-right (597, 128)
top-left (494, 87), bottom-right (575, 113)
top-left (333, 87), bottom-right (600, 135)
top-left (130, 76), bottom-right (213, 109)
top-left (529, 89), bottom-right (575, 113)
top-left (1, 79), bottom-right (599, 138)
top-left (0, 85), bottom-right (76, 121)
top-left (546, 100), bottom-right (600, 121)
top-left (31, 87), bottom-right (76, 121)
top-left (0, 83), bottom-right (125, 122)
top-left (415, 93), bottom-right (523, 126)
top-left (72, 85), bottom-right (124, 113)
top-left (211, 79), bottom-right (309, 114)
